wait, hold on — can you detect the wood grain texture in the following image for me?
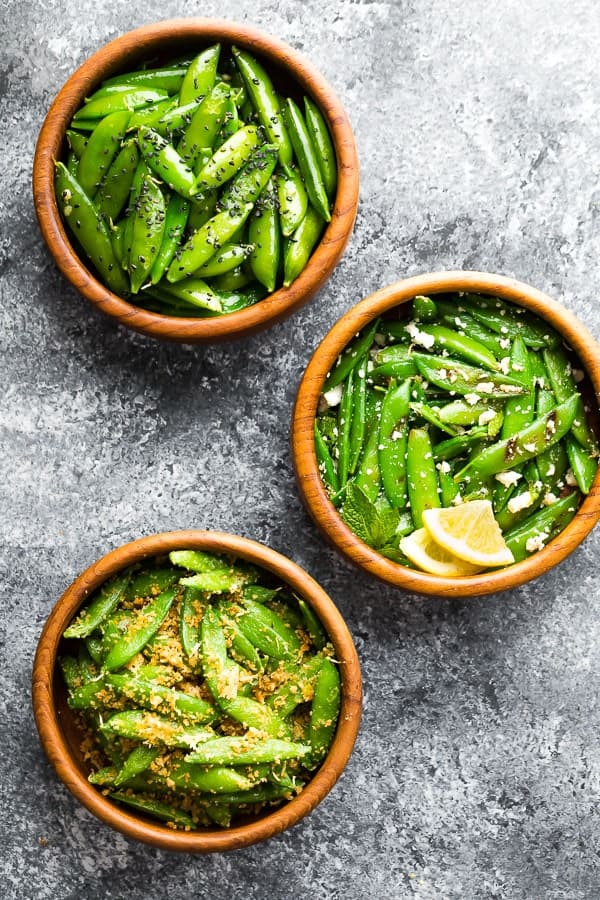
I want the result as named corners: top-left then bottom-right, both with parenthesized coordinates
top-left (32, 19), bottom-right (359, 343)
top-left (31, 530), bottom-right (362, 852)
top-left (292, 271), bottom-right (600, 598)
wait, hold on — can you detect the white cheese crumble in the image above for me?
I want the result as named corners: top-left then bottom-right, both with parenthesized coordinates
top-left (475, 382), bottom-right (494, 394)
top-left (499, 338), bottom-right (511, 350)
top-left (523, 443), bottom-right (537, 453)
top-left (464, 393), bottom-right (481, 406)
top-left (478, 409), bottom-right (496, 426)
top-left (495, 470), bottom-right (522, 487)
top-left (525, 533), bottom-right (548, 553)
top-left (323, 384), bottom-right (343, 407)
top-left (507, 491), bottom-right (534, 514)
top-left (565, 470), bottom-right (578, 486)
top-left (499, 384), bottom-right (523, 393)
top-left (499, 357), bottom-right (511, 374)
top-left (436, 460), bottom-right (451, 474)
top-left (405, 320), bottom-right (435, 349)
top-left (542, 492), bottom-right (558, 506)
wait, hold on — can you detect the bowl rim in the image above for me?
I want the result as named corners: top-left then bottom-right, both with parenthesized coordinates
top-left (32, 17), bottom-right (359, 343)
top-left (31, 530), bottom-right (363, 852)
top-left (292, 270), bottom-right (600, 598)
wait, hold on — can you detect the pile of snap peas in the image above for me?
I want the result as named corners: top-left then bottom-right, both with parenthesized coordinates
top-left (315, 292), bottom-right (599, 566)
top-left (55, 44), bottom-right (336, 316)
top-left (59, 551), bottom-right (341, 830)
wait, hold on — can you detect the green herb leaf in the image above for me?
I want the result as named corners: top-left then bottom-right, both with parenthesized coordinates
top-left (341, 484), bottom-right (399, 549)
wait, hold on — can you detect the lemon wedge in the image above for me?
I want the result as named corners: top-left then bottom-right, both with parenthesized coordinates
top-left (399, 528), bottom-right (484, 577)
top-left (422, 499), bottom-right (515, 568)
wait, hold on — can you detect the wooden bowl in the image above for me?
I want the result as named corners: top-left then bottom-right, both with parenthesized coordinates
top-left (32, 530), bottom-right (362, 852)
top-left (32, 19), bottom-right (359, 343)
top-left (292, 271), bottom-right (600, 597)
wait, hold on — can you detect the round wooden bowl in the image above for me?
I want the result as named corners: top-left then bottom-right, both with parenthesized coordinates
top-left (32, 530), bottom-right (362, 852)
top-left (292, 271), bottom-right (600, 597)
top-left (32, 19), bottom-right (359, 343)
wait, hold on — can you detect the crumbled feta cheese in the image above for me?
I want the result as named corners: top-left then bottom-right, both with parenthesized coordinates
top-left (478, 409), bottom-right (496, 426)
top-left (495, 470), bottom-right (522, 487)
top-left (500, 325), bottom-right (509, 334)
top-left (391, 430), bottom-right (403, 441)
top-left (573, 369), bottom-right (585, 383)
top-left (455, 317), bottom-right (467, 329)
top-left (542, 492), bottom-right (558, 506)
top-left (499, 338), bottom-right (511, 350)
top-left (546, 463), bottom-right (555, 476)
top-left (507, 491), bottom-right (534, 514)
top-left (534, 376), bottom-right (545, 389)
top-left (546, 418), bottom-right (556, 435)
top-left (323, 384), bottom-right (343, 407)
top-left (499, 384), bottom-right (523, 393)
top-left (437, 460), bottom-right (451, 474)
top-left (448, 370), bottom-right (457, 383)
top-left (438, 368), bottom-right (448, 380)
top-left (511, 363), bottom-right (524, 372)
top-left (374, 332), bottom-right (387, 346)
top-left (452, 494), bottom-right (464, 505)
top-left (525, 533), bottom-right (548, 553)
top-left (378, 444), bottom-right (385, 451)
top-left (565, 469), bottom-right (578, 486)
top-left (405, 321), bottom-right (435, 349)
top-left (464, 393), bottom-right (481, 405)
top-left (499, 357), bottom-right (511, 374)
top-left (523, 443), bottom-right (537, 453)
top-left (475, 382), bottom-right (494, 394)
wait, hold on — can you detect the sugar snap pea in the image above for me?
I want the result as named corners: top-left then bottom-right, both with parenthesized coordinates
top-left (407, 427), bottom-right (441, 528)
top-left (232, 46), bottom-right (293, 168)
top-left (248, 180), bottom-right (280, 292)
top-left (73, 89), bottom-right (169, 121)
top-left (114, 744), bottom-right (160, 787)
top-left (304, 96), bottom-right (337, 198)
top-left (137, 126), bottom-right (197, 199)
top-left (307, 659), bottom-right (341, 766)
top-left (379, 379), bottom-right (411, 508)
top-left (104, 588), bottom-right (176, 671)
top-left (277, 166), bottom-right (308, 237)
top-left (96, 139), bottom-right (140, 223)
top-left (64, 573), bottom-right (129, 639)
top-left (101, 709), bottom-right (214, 749)
top-left (283, 98), bottom-right (331, 222)
top-left (179, 44), bottom-right (221, 105)
top-left (184, 736), bottom-right (309, 766)
top-left (77, 110), bottom-right (131, 198)
top-left (194, 124), bottom-right (260, 191)
top-left (166, 203), bottom-right (253, 282)
top-left (109, 792), bottom-right (195, 829)
top-left (283, 206), bottom-right (325, 287)
top-left (107, 673), bottom-right (216, 724)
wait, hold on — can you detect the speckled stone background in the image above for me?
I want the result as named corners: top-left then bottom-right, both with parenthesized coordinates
top-left (2, 0), bottom-right (600, 897)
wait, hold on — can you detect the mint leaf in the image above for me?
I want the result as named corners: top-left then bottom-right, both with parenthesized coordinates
top-left (341, 484), bottom-right (399, 550)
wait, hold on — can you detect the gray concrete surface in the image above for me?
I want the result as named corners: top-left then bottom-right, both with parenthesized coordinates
top-left (2, 0), bottom-right (600, 897)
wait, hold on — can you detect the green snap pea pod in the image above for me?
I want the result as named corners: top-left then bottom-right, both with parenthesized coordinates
top-left (186, 190), bottom-right (217, 233)
top-left (149, 193), bottom-right (190, 284)
top-left (297, 599), bottom-right (328, 650)
top-left (121, 159), bottom-right (146, 271)
top-left (66, 151), bottom-right (79, 176)
top-left (409, 402), bottom-right (458, 436)
top-left (176, 81), bottom-right (230, 165)
top-left (126, 98), bottom-right (178, 131)
top-left (504, 492), bottom-right (580, 560)
top-left (204, 804), bottom-right (232, 827)
top-left (137, 126), bottom-right (197, 198)
top-left (354, 403), bottom-right (383, 502)
top-left (219, 143), bottom-right (279, 213)
top-left (88, 767), bottom-right (120, 786)
top-left (411, 324), bottom-right (499, 372)
top-left (323, 319), bottom-right (380, 392)
top-left (114, 744), bottom-right (160, 787)
top-left (495, 468), bottom-right (544, 532)
top-left (106, 673), bottom-right (216, 724)
top-left (66, 129), bottom-right (88, 159)
top-left (55, 162), bottom-right (129, 295)
top-left (434, 302), bottom-right (507, 357)
top-left (412, 353), bottom-right (526, 398)
top-left (499, 337), bottom-right (535, 438)
top-left (307, 659), bottom-right (341, 766)
top-left (201, 605), bottom-right (252, 702)
top-left (220, 695), bottom-right (292, 740)
top-left (100, 709), bottom-right (214, 749)
top-left (155, 277), bottom-right (223, 313)
top-left (373, 344), bottom-right (415, 370)
top-left (437, 461), bottom-right (460, 506)
top-left (223, 620), bottom-right (263, 672)
top-left (432, 426), bottom-right (489, 461)
top-left (194, 241), bottom-right (253, 277)
top-left (59, 656), bottom-right (81, 690)
top-left (232, 46), bottom-right (293, 168)
top-left (179, 44), bottom-right (221, 105)
top-left (104, 588), bottom-right (176, 671)
top-left (65, 119), bottom-right (99, 132)
top-left (249, 181), bottom-right (280, 292)
top-left (135, 664), bottom-right (182, 686)
top-left (406, 428), bottom-right (441, 529)
top-left (166, 202), bottom-right (253, 282)
top-left (194, 124), bottom-right (260, 191)
top-left (156, 98), bottom-right (203, 134)
top-left (128, 170), bottom-right (166, 293)
top-left (180, 569), bottom-right (248, 592)
top-left (109, 792), bottom-right (194, 829)
top-left (102, 67), bottom-right (188, 94)
top-left (185, 736), bottom-right (309, 766)
top-left (219, 96), bottom-right (242, 141)
top-left (533, 390), bottom-right (568, 490)
top-left (193, 782), bottom-right (294, 806)
top-left (95, 138), bottom-right (140, 223)
top-left (349, 356), bottom-right (368, 474)
top-left (283, 206), bottom-right (325, 287)
top-left (179, 586), bottom-right (204, 665)
top-left (169, 549), bottom-right (228, 572)
top-left (315, 421), bottom-right (339, 493)
top-left (456, 394), bottom-right (579, 481)
top-left (265, 655), bottom-right (324, 716)
top-left (412, 294), bottom-right (438, 322)
top-left (67, 678), bottom-right (119, 710)
top-left (64, 573), bottom-right (129, 639)
top-left (155, 760), bottom-right (267, 795)
top-left (241, 584), bottom-right (278, 604)
top-left (438, 399), bottom-right (499, 426)
top-left (73, 89), bottom-right (169, 121)
top-left (77, 109), bottom-right (131, 197)
top-left (460, 295), bottom-right (561, 349)
top-left (85, 632), bottom-right (104, 664)
top-left (210, 267), bottom-right (254, 292)
top-left (336, 366), bottom-right (354, 488)
top-left (370, 359), bottom-right (418, 381)
top-left (126, 567), bottom-right (179, 601)
top-left (237, 597), bottom-right (302, 660)
top-left (283, 98), bottom-right (331, 222)
top-left (543, 347), bottom-right (599, 454)
top-left (304, 96), bottom-right (337, 198)
top-left (277, 166), bottom-right (308, 237)
top-left (379, 379), bottom-right (412, 508)
top-left (77, 645), bottom-right (100, 684)
top-left (565, 435), bottom-right (597, 494)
